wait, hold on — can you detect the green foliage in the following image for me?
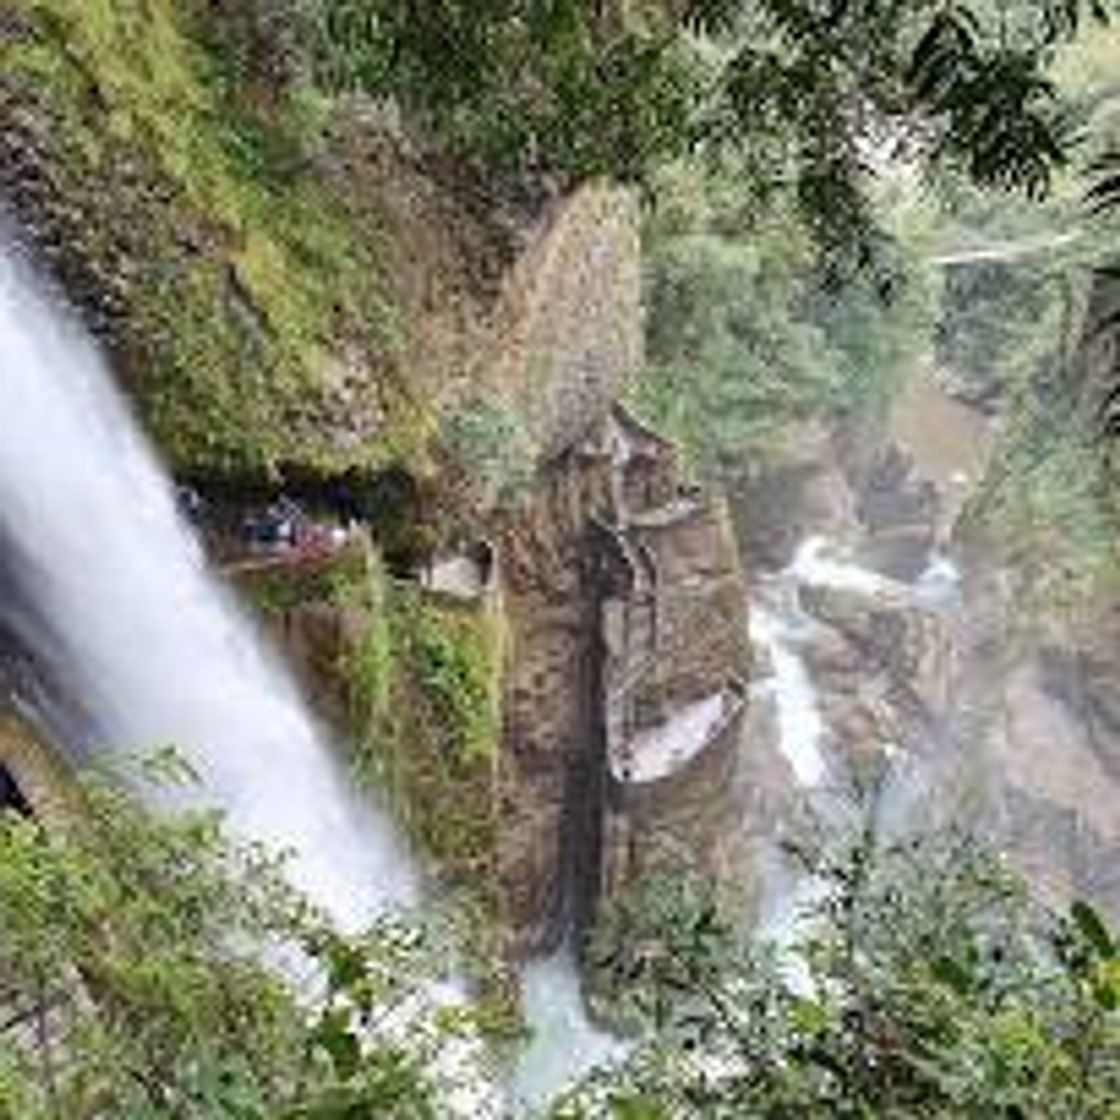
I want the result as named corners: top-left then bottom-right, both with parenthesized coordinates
top-left (310, 0), bottom-right (1107, 255)
top-left (0, 770), bottom-right (456, 1119)
top-left (238, 542), bottom-right (374, 617)
top-left (563, 813), bottom-right (1120, 1118)
top-left (407, 600), bottom-right (499, 768)
top-left (311, 0), bottom-right (707, 183)
top-left (2, 0), bottom-right (429, 477)
top-left (630, 163), bottom-right (933, 475)
top-left (936, 259), bottom-right (1068, 394)
top-left (339, 554), bottom-right (514, 1034)
top-left (335, 551), bottom-right (501, 889)
top-left (916, 19), bottom-right (1120, 610)
top-left (238, 542), bottom-right (502, 892)
top-left (968, 383), bottom-right (1120, 609)
top-left (633, 221), bottom-right (831, 471)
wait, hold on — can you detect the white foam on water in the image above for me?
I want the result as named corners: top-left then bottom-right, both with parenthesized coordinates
top-left (791, 535), bottom-right (962, 614)
top-left (756, 862), bottom-right (827, 995)
top-left (914, 551), bottom-right (962, 609)
top-left (513, 951), bottom-right (627, 1112)
top-left (749, 606), bottom-right (827, 788)
top-left (790, 535), bottom-right (900, 597)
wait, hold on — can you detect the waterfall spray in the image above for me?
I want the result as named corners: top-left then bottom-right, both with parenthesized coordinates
top-left (0, 237), bottom-right (415, 927)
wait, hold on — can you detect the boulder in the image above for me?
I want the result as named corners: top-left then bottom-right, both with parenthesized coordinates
top-left (731, 423), bottom-right (860, 571)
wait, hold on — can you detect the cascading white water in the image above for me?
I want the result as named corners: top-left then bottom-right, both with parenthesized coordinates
top-left (751, 534), bottom-right (962, 797)
top-left (790, 535), bottom-right (961, 611)
top-left (748, 572), bottom-right (829, 979)
top-left (0, 239), bottom-right (415, 928)
top-left (0, 240), bottom-right (515, 1118)
top-left (749, 534), bottom-right (964, 958)
top-left (749, 604), bottom-right (827, 788)
top-left (513, 951), bottom-right (626, 1112)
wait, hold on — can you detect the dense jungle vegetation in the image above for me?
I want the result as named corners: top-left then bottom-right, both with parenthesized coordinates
top-left (3, 0), bottom-right (1120, 1116)
top-left (1, 770), bottom-right (1116, 1116)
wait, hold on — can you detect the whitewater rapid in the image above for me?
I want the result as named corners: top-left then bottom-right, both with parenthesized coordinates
top-left (514, 951), bottom-right (627, 1111)
top-left (0, 239), bottom-right (415, 928)
top-left (748, 535), bottom-right (963, 966)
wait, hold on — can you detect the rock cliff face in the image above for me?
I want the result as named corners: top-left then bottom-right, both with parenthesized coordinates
top-left (146, 169), bottom-right (742, 959)
top-left (230, 412), bottom-right (753, 962)
top-left (1, 0), bottom-right (545, 478)
top-left (944, 554), bottom-right (1120, 918)
top-left (481, 188), bottom-right (642, 460)
top-left (497, 407), bottom-right (750, 956)
top-left (943, 267), bottom-right (1120, 918)
top-left (0, 1), bottom-right (760, 972)
top-left (732, 291), bottom-right (1120, 920)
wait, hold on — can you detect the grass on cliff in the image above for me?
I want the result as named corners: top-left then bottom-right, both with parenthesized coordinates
top-left (237, 539), bottom-right (513, 1016)
top-left (344, 554), bottom-right (501, 877)
top-left (241, 540), bottom-right (502, 887)
top-left (2, 0), bottom-right (430, 476)
top-left (341, 548), bottom-right (514, 1020)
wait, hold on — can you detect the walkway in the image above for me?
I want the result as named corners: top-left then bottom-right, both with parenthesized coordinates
top-left (421, 555), bottom-right (488, 601)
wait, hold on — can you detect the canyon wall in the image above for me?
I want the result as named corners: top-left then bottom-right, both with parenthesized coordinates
top-left (729, 265), bottom-right (1120, 921)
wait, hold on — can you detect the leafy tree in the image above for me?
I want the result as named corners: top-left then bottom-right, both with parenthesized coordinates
top-left (558, 810), bottom-right (1120, 1118)
top-left (308, 0), bottom-right (1114, 252)
top-left (634, 199), bottom-right (831, 473)
top-left (0, 761), bottom-right (468, 1119)
top-left (630, 160), bottom-right (934, 475)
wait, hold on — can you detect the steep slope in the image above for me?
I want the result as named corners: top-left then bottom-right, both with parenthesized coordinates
top-left (0, 0), bottom-right (513, 478)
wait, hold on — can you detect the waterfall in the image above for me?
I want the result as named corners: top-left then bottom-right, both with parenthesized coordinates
top-left (749, 535), bottom-right (964, 956)
top-left (0, 238), bottom-right (415, 928)
top-left (747, 572), bottom-right (829, 980)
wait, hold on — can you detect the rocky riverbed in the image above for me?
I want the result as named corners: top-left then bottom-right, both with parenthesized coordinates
top-left (738, 369), bottom-right (1120, 922)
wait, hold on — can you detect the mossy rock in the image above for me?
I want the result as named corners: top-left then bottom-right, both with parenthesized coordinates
top-left (235, 540), bottom-right (503, 893)
top-left (1, 0), bottom-right (433, 479)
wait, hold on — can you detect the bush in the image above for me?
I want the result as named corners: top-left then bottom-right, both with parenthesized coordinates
top-left (0, 766), bottom-right (455, 1118)
top-left (631, 166), bottom-right (934, 476)
top-left (563, 808), bottom-right (1120, 1118)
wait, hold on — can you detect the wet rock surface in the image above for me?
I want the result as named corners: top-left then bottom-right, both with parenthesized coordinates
top-left (738, 372), bottom-right (1120, 921)
top-left (732, 423), bottom-right (860, 571)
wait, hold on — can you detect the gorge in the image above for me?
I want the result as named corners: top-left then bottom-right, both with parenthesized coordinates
top-left (1, 1), bottom-right (1119, 1115)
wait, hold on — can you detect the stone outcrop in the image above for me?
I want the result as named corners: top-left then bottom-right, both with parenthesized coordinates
top-left (773, 568), bottom-right (955, 783)
top-left (939, 567), bottom-right (1120, 919)
top-left (495, 450), bottom-right (610, 955)
top-left (481, 186), bottom-right (642, 460)
top-left (852, 445), bottom-right (940, 581)
top-left (497, 406), bottom-right (751, 956)
top-left (731, 422), bottom-right (859, 571)
top-left (601, 681), bottom-right (748, 901)
top-left (0, 706), bottom-right (73, 825)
